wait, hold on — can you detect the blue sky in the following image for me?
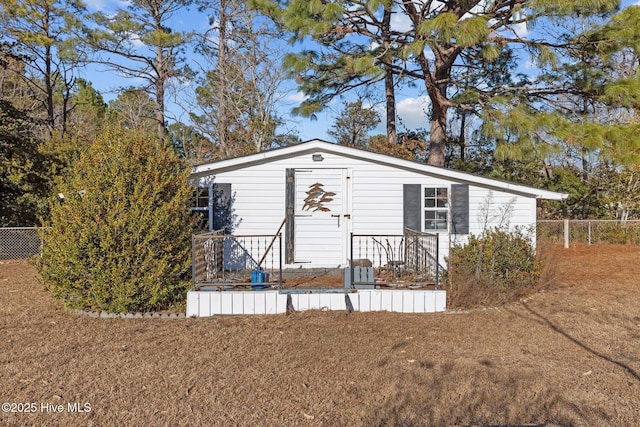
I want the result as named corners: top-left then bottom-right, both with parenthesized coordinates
top-left (79, 0), bottom-right (442, 141)
top-left (80, 0), bottom-right (640, 143)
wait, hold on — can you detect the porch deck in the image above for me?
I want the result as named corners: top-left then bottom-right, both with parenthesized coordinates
top-left (188, 230), bottom-right (445, 316)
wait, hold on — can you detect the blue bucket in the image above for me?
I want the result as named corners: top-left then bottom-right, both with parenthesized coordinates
top-left (251, 269), bottom-right (265, 283)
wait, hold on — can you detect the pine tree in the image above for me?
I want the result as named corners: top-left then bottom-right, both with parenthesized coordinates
top-left (328, 100), bottom-right (380, 149)
top-left (84, 0), bottom-right (195, 140)
top-left (0, 99), bottom-right (47, 225)
top-left (0, 0), bottom-right (86, 135)
top-left (254, 0), bottom-right (620, 166)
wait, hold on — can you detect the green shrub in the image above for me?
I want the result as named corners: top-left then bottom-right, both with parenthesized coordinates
top-left (37, 127), bottom-right (194, 313)
top-left (445, 227), bottom-right (543, 309)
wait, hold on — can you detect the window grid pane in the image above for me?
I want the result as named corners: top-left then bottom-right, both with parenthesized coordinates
top-left (191, 187), bottom-right (210, 208)
top-left (424, 187), bottom-right (448, 231)
top-left (198, 187), bottom-right (209, 208)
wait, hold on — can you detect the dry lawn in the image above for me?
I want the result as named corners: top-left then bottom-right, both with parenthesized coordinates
top-left (1, 244), bottom-right (639, 426)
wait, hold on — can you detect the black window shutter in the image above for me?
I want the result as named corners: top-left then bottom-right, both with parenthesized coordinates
top-left (285, 169), bottom-right (295, 263)
top-left (403, 184), bottom-right (421, 231)
top-left (213, 183), bottom-right (231, 203)
top-left (212, 183), bottom-right (232, 232)
top-left (450, 184), bottom-right (469, 234)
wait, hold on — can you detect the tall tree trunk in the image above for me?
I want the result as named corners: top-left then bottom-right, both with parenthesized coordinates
top-left (155, 71), bottom-right (166, 140)
top-left (428, 109), bottom-right (447, 166)
top-left (581, 148), bottom-right (589, 182)
top-left (580, 97), bottom-right (589, 182)
top-left (154, 10), bottom-right (167, 141)
top-left (382, 8), bottom-right (397, 146)
top-left (45, 41), bottom-right (54, 135)
top-left (402, 1), bottom-right (457, 167)
top-left (418, 50), bottom-right (452, 167)
top-left (428, 46), bottom-right (459, 167)
top-left (459, 111), bottom-right (466, 161)
top-left (385, 68), bottom-right (397, 146)
top-left (217, 0), bottom-right (229, 157)
top-left (43, 4), bottom-right (54, 133)
top-left (61, 79), bottom-right (71, 136)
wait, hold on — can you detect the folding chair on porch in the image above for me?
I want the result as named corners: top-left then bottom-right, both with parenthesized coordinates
top-left (372, 237), bottom-right (405, 280)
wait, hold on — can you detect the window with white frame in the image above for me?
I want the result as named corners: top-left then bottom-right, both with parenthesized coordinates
top-left (424, 187), bottom-right (448, 231)
top-left (191, 186), bottom-right (210, 230)
top-left (193, 187), bottom-right (210, 208)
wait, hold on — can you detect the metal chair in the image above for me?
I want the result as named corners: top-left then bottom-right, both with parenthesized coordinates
top-left (372, 237), bottom-right (405, 280)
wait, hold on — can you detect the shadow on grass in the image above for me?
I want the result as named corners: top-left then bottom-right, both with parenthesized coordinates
top-left (362, 360), bottom-right (602, 426)
top-left (521, 303), bottom-right (640, 383)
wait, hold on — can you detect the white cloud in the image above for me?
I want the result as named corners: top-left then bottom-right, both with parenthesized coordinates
top-left (491, 11), bottom-right (528, 39)
top-left (84, 0), bottom-right (105, 10)
top-left (286, 91), bottom-right (308, 103)
top-left (128, 33), bottom-right (145, 48)
top-left (391, 14), bottom-right (413, 33)
top-left (512, 21), bottom-right (529, 39)
top-left (84, 0), bottom-right (130, 12)
top-left (396, 96), bottom-right (430, 130)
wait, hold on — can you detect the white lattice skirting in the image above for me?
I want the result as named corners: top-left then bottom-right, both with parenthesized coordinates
top-left (186, 289), bottom-right (446, 317)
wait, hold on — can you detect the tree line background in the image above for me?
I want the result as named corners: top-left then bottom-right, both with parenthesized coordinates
top-left (2, 0), bottom-right (640, 227)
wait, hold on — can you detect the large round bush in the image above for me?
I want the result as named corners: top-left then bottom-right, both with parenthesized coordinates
top-left (38, 128), bottom-right (194, 313)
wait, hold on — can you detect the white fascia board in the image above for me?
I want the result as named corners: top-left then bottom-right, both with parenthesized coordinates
top-left (190, 139), bottom-right (328, 176)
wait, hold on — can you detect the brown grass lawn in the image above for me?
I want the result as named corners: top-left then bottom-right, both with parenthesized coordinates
top-left (1, 244), bottom-right (640, 426)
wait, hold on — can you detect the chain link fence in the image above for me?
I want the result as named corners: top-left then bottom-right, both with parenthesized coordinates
top-left (4, 221), bottom-right (638, 261)
top-left (538, 220), bottom-right (640, 246)
top-left (0, 227), bottom-right (43, 260)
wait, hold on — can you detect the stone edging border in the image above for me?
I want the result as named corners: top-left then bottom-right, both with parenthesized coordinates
top-left (66, 308), bottom-right (186, 319)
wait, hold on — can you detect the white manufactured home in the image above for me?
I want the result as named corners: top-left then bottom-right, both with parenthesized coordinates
top-left (191, 140), bottom-right (565, 265)
top-left (186, 140), bottom-right (565, 316)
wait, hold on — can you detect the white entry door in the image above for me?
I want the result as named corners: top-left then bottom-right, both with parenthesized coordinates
top-left (294, 169), bottom-right (349, 266)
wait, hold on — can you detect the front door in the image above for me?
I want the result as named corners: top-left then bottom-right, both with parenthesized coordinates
top-left (293, 168), bottom-right (349, 266)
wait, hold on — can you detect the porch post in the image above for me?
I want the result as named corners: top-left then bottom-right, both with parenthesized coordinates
top-left (435, 233), bottom-right (440, 289)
